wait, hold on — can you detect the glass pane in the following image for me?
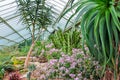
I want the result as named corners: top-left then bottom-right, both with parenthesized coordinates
top-left (0, 24), bottom-right (14, 36)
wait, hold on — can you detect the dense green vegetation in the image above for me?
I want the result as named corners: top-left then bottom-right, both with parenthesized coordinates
top-left (0, 0), bottom-right (119, 80)
top-left (60, 0), bottom-right (120, 79)
top-left (50, 28), bottom-right (81, 54)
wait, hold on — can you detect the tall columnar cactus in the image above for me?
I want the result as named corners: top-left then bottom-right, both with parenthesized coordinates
top-left (50, 29), bottom-right (81, 54)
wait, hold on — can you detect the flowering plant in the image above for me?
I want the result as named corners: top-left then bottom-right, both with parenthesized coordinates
top-left (39, 43), bottom-right (62, 60)
top-left (47, 48), bottom-right (102, 80)
top-left (9, 71), bottom-right (21, 80)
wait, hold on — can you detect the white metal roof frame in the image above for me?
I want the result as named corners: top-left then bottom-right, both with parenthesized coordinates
top-left (0, 0), bottom-right (76, 47)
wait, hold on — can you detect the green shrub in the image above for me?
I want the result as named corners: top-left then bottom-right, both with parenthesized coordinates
top-left (50, 29), bottom-right (81, 54)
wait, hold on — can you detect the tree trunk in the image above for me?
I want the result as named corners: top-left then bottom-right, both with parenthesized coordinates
top-left (32, 24), bottom-right (35, 43)
top-left (24, 42), bottom-right (35, 68)
top-left (24, 23), bottom-right (35, 68)
top-left (24, 29), bottom-right (43, 68)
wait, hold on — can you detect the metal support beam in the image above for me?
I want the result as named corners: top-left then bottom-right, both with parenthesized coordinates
top-left (52, 0), bottom-right (74, 27)
top-left (0, 17), bottom-right (26, 41)
top-left (4, 27), bottom-right (26, 38)
top-left (46, 4), bottom-right (73, 25)
top-left (0, 9), bottom-right (17, 17)
top-left (0, 1), bottom-right (16, 8)
top-left (0, 15), bottom-right (32, 40)
top-left (50, 6), bottom-right (73, 23)
top-left (13, 27), bottom-right (42, 41)
top-left (0, 5), bottom-right (17, 12)
top-left (0, 14), bottom-right (20, 23)
top-left (0, 36), bottom-right (18, 44)
top-left (18, 32), bottom-right (41, 43)
top-left (0, 45), bottom-right (7, 47)
top-left (7, 32), bottom-right (39, 46)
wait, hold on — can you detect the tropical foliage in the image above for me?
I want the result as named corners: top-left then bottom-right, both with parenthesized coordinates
top-left (34, 41), bottom-right (62, 60)
top-left (1, 0), bottom-right (120, 80)
top-left (16, 0), bottom-right (52, 42)
top-left (50, 28), bottom-right (81, 54)
top-left (60, 0), bottom-right (120, 79)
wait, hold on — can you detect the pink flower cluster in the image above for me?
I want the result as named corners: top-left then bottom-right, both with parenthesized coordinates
top-left (45, 43), bottom-right (53, 48)
top-left (40, 43), bottom-right (61, 59)
top-left (48, 48), bottom-right (59, 54)
top-left (47, 48), bottom-right (102, 80)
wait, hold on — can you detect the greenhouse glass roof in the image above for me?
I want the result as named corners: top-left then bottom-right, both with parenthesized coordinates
top-left (0, 0), bottom-right (76, 48)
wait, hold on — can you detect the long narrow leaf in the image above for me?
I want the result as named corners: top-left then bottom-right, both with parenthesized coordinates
top-left (109, 6), bottom-right (120, 31)
top-left (105, 10), bottom-right (113, 64)
top-left (99, 16), bottom-right (107, 76)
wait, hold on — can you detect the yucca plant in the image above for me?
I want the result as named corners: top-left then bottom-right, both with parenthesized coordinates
top-left (17, 0), bottom-right (52, 42)
top-left (60, 0), bottom-right (120, 79)
top-left (16, 0), bottom-right (53, 68)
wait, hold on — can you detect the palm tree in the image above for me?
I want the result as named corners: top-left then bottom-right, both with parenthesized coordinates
top-left (16, 0), bottom-right (52, 68)
top-left (60, 0), bottom-right (120, 79)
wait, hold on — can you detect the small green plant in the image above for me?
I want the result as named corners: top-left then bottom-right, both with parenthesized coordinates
top-left (34, 41), bottom-right (46, 56)
top-left (0, 64), bottom-right (16, 80)
top-left (11, 57), bottom-right (24, 65)
top-left (0, 53), bottom-right (12, 64)
top-left (50, 29), bottom-right (81, 54)
top-left (28, 64), bottom-right (36, 72)
top-left (20, 46), bottom-right (30, 54)
top-left (2, 64), bottom-right (16, 72)
top-left (34, 41), bottom-right (61, 60)
top-left (44, 47), bottom-right (62, 60)
top-left (0, 52), bottom-right (17, 79)
top-left (27, 64), bottom-right (36, 80)
top-left (0, 65), bottom-right (5, 80)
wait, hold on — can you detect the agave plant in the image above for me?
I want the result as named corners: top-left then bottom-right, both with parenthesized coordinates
top-left (16, 0), bottom-right (53, 67)
top-left (60, 0), bottom-right (120, 79)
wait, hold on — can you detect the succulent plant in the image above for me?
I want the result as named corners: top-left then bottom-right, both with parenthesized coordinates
top-left (9, 72), bottom-right (21, 80)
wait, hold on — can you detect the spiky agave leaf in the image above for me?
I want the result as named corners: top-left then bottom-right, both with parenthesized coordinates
top-left (60, 0), bottom-right (120, 77)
